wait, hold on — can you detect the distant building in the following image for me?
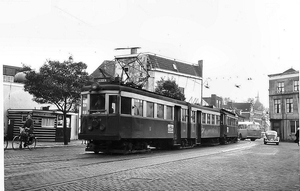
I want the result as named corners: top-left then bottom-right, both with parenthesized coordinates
top-left (268, 68), bottom-right (299, 141)
top-left (3, 65), bottom-right (22, 82)
top-left (91, 49), bottom-right (203, 105)
top-left (203, 94), bottom-right (223, 108)
top-left (223, 102), bottom-right (254, 122)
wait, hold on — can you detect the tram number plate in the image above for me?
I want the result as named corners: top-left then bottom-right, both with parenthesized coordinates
top-left (168, 124), bottom-right (174, 133)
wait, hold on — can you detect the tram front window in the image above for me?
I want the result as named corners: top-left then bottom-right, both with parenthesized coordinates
top-left (90, 94), bottom-right (105, 113)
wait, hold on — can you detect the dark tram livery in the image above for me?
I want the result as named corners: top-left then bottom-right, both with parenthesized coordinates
top-left (79, 83), bottom-right (238, 153)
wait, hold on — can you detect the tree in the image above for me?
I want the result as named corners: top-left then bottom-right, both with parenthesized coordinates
top-left (155, 78), bottom-right (185, 101)
top-left (23, 56), bottom-right (90, 145)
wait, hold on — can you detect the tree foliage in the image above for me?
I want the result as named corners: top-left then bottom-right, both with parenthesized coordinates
top-left (155, 78), bottom-right (185, 101)
top-left (23, 56), bottom-right (90, 145)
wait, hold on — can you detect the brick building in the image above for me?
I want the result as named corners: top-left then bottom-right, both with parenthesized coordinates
top-left (268, 68), bottom-right (299, 141)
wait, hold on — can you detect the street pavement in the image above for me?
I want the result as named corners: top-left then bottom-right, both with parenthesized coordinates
top-left (4, 139), bottom-right (300, 191)
top-left (5, 139), bottom-right (84, 150)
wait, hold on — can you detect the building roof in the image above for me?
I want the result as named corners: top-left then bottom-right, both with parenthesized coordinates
top-left (3, 65), bottom-right (22, 76)
top-left (91, 53), bottom-right (203, 79)
top-left (147, 54), bottom-right (202, 77)
top-left (268, 67), bottom-right (299, 77)
top-left (90, 60), bottom-right (116, 79)
top-left (223, 102), bottom-right (252, 112)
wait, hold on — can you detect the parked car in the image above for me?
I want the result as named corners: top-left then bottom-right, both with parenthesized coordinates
top-left (264, 130), bottom-right (279, 145)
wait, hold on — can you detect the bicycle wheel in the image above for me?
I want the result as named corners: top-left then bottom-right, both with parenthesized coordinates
top-left (12, 136), bottom-right (22, 150)
top-left (4, 136), bottom-right (8, 150)
top-left (27, 137), bottom-right (37, 150)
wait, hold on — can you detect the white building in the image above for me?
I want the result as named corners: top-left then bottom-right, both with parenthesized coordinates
top-left (91, 50), bottom-right (203, 105)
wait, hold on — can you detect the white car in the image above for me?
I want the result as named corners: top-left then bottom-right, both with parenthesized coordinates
top-left (264, 130), bottom-right (280, 145)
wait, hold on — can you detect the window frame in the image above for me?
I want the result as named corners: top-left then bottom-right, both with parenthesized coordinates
top-left (146, 101), bottom-right (154, 118)
top-left (274, 99), bottom-right (281, 114)
top-left (294, 80), bottom-right (299, 92)
top-left (277, 82), bottom-right (284, 93)
top-left (286, 98), bottom-right (293, 113)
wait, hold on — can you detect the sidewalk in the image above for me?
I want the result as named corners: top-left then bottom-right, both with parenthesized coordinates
top-left (5, 139), bottom-right (84, 150)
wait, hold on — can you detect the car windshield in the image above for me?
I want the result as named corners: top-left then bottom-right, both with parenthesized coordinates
top-left (266, 131), bottom-right (277, 135)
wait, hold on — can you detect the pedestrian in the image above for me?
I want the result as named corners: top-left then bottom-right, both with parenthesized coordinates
top-left (19, 113), bottom-right (34, 148)
top-left (295, 127), bottom-right (299, 146)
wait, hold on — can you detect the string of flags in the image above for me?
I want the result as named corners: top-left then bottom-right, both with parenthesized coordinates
top-left (204, 76), bottom-right (253, 89)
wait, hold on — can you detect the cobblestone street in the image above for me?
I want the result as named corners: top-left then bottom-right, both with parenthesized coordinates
top-left (4, 140), bottom-right (300, 191)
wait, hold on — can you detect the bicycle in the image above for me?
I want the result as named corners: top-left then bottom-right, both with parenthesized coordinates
top-left (4, 134), bottom-right (8, 151)
top-left (12, 129), bottom-right (37, 150)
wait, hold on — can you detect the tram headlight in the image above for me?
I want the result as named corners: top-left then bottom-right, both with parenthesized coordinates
top-left (92, 120), bottom-right (99, 129)
top-left (100, 125), bottom-right (106, 131)
top-left (88, 125), bottom-right (93, 131)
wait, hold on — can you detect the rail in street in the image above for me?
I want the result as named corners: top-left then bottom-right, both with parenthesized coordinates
top-left (4, 140), bottom-right (300, 191)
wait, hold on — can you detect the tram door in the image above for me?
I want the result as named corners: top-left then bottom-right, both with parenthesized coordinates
top-left (174, 106), bottom-right (181, 145)
top-left (196, 110), bottom-right (202, 144)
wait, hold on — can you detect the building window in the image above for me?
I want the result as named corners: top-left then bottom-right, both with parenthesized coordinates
top-left (179, 87), bottom-right (184, 95)
top-left (277, 82), bottom-right (284, 93)
top-left (286, 98), bottom-right (293, 113)
top-left (3, 75), bottom-right (14, 82)
top-left (42, 118), bottom-right (55, 127)
top-left (294, 80), bottom-right (299, 92)
top-left (274, 99), bottom-right (281, 113)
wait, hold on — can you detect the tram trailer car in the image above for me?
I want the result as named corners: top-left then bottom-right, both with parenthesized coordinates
top-left (78, 83), bottom-right (238, 154)
top-left (220, 109), bottom-right (239, 144)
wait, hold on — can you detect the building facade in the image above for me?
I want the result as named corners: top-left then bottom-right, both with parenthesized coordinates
top-left (203, 94), bottom-right (223, 108)
top-left (91, 50), bottom-right (203, 105)
top-left (268, 68), bottom-right (299, 141)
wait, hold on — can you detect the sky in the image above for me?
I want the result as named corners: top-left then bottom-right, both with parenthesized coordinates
top-left (1, 0), bottom-right (300, 108)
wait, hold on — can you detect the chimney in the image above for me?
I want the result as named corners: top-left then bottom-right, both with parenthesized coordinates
top-left (131, 48), bottom-right (138, 54)
top-left (198, 60), bottom-right (203, 78)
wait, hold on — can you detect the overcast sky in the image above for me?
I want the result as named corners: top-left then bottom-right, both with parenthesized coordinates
top-left (1, 0), bottom-right (299, 108)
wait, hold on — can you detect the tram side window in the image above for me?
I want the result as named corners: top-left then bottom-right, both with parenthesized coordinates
top-left (181, 109), bottom-right (187, 122)
top-left (134, 99), bottom-right (143, 116)
top-left (157, 104), bottom-right (164, 119)
top-left (207, 114), bottom-right (211, 124)
top-left (109, 95), bottom-right (117, 114)
top-left (212, 114), bottom-right (215, 125)
top-left (121, 97), bottom-right (131, 115)
top-left (146, 102), bottom-right (154, 118)
top-left (91, 94), bottom-right (105, 111)
top-left (216, 115), bottom-right (220, 125)
top-left (166, 106), bottom-right (173, 120)
top-left (202, 113), bottom-right (206, 124)
top-left (191, 111), bottom-right (196, 123)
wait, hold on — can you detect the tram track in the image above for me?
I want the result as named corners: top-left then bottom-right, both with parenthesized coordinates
top-left (5, 141), bottom-right (257, 191)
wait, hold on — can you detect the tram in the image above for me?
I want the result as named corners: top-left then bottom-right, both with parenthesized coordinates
top-left (78, 82), bottom-right (238, 153)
